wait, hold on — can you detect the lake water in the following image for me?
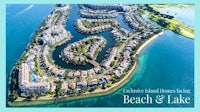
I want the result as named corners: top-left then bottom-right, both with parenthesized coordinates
top-left (6, 4), bottom-right (194, 107)
top-left (158, 7), bottom-right (194, 28)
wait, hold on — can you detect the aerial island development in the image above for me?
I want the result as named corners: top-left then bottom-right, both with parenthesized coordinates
top-left (7, 4), bottom-right (194, 106)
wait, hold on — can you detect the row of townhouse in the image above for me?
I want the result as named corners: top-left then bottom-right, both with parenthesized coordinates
top-left (80, 8), bottom-right (118, 18)
top-left (113, 39), bottom-right (138, 77)
top-left (83, 4), bottom-right (130, 12)
top-left (102, 47), bottom-right (118, 69)
top-left (75, 18), bottom-right (119, 34)
top-left (42, 45), bottom-right (65, 76)
top-left (62, 36), bottom-right (106, 63)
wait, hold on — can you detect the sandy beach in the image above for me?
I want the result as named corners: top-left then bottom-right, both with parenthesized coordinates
top-left (136, 31), bottom-right (164, 54)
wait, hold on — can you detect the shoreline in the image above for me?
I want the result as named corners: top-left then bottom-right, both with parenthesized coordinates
top-left (136, 30), bottom-right (164, 55)
top-left (8, 31), bottom-right (164, 107)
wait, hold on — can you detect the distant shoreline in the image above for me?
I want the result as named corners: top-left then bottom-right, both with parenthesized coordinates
top-left (8, 31), bottom-right (164, 107)
top-left (150, 4), bottom-right (194, 9)
top-left (147, 5), bottom-right (194, 39)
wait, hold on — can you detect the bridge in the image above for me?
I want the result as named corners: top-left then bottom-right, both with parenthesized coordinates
top-left (88, 59), bottom-right (100, 67)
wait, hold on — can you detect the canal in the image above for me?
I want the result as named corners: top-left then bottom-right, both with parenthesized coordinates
top-left (52, 4), bottom-right (132, 70)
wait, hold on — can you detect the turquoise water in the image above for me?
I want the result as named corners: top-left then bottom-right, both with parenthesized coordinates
top-left (6, 5), bottom-right (194, 107)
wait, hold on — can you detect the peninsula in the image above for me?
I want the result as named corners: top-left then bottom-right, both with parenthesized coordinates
top-left (7, 4), bottom-right (192, 107)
